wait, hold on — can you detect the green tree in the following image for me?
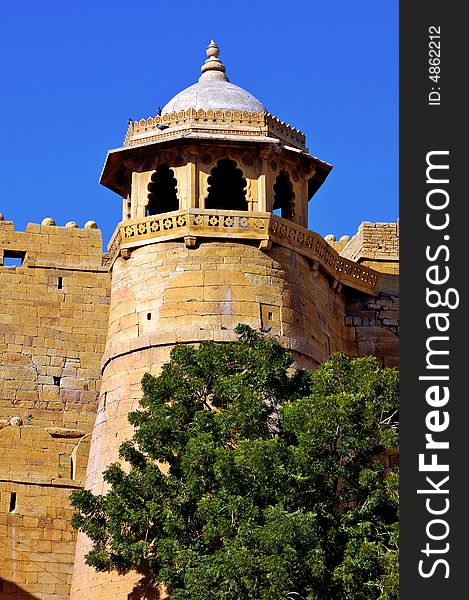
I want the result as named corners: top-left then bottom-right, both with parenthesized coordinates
top-left (71, 325), bottom-right (399, 600)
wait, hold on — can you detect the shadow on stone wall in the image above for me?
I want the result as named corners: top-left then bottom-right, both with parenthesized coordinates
top-left (127, 573), bottom-right (169, 600)
top-left (127, 575), bottom-right (157, 600)
top-left (0, 577), bottom-right (41, 599)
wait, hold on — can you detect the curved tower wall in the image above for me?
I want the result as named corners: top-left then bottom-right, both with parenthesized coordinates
top-left (70, 238), bottom-right (350, 599)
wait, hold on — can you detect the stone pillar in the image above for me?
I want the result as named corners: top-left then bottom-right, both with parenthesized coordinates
top-left (135, 171), bottom-right (153, 218)
top-left (257, 160), bottom-right (268, 212)
top-left (199, 170), bottom-right (209, 209)
top-left (122, 193), bottom-right (131, 221)
top-left (185, 153), bottom-right (198, 209)
top-left (259, 149), bottom-right (274, 213)
top-left (130, 171), bottom-right (140, 218)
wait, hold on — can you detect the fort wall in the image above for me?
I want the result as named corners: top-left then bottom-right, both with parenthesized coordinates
top-left (0, 424), bottom-right (90, 599)
top-left (344, 275), bottom-right (400, 369)
top-left (0, 219), bottom-right (110, 432)
top-left (0, 218), bottom-right (110, 599)
top-left (339, 221), bottom-right (399, 275)
top-left (0, 215), bottom-right (398, 599)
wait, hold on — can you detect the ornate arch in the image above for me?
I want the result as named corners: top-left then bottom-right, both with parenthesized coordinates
top-left (273, 169), bottom-right (295, 220)
top-left (205, 151), bottom-right (249, 181)
top-left (146, 164), bottom-right (179, 216)
top-left (204, 158), bottom-right (248, 211)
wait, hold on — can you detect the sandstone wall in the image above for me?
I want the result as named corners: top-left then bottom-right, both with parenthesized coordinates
top-left (0, 424), bottom-right (90, 599)
top-left (0, 220), bottom-right (110, 431)
top-left (338, 223), bottom-right (399, 367)
top-left (336, 221), bottom-right (399, 275)
top-left (344, 273), bottom-right (400, 369)
top-left (0, 219), bottom-right (110, 599)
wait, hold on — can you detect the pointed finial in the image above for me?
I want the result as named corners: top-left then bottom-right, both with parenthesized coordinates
top-left (199, 40), bottom-right (229, 82)
top-left (206, 40), bottom-right (220, 58)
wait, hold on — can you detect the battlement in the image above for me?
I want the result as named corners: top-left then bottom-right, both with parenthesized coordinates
top-left (325, 221), bottom-right (399, 275)
top-left (0, 218), bottom-right (111, 434)
top-left (123, 109), bottom-right (307, 151)
top-left (0, 217), bottom-right (106, 270)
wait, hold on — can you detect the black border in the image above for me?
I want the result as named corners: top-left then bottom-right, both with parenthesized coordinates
top-left (400, 3), bottom-right (467, 597)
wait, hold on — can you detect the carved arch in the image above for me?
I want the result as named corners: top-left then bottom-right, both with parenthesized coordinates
top-left (273, 169), bottom-right (295, 220)
top-left (146, 164), bottom-right (179, 216)
top-left (205, 158), bottom-right (248, 211)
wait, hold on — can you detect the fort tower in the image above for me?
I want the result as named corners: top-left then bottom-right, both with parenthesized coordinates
top-left (69, 41), bottom-right (399, 600)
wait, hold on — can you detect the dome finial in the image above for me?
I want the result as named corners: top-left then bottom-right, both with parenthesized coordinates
top-left (199, 40), bottom-right (229, 82)
top-left (206, 40), bottom-right (220, 58)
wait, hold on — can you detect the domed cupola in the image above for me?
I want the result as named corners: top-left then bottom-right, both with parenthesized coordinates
top-left (100, 41), bottom-right (334, 257)
top-left (162, 40), bottom-right (265, 114)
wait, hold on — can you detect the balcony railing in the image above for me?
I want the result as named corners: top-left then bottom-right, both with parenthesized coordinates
top-left (106, 210), bottom-right (381, 294)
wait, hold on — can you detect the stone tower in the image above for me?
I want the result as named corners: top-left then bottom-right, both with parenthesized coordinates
top-left (70, 42), bottom-right (399, 599)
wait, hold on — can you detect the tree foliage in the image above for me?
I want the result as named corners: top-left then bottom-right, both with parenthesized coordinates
top-left (71, 325), bottom-right (399, 599)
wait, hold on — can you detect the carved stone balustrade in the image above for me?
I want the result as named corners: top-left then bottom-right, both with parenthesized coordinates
top-left (106, 209), bottom-right (381, 295)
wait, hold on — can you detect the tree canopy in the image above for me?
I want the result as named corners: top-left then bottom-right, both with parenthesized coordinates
top-left (71, 325), bottom-right (399, 600)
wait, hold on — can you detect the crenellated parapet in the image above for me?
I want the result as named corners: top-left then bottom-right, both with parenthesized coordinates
top-left (328, 221), bottom-right (400, 275)
top-left (124, 109), bottom-right (307, 150)
top-left (0, 217), bottom-right (106, 269)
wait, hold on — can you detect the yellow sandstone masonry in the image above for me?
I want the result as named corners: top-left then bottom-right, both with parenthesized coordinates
top-left (334, 221), bottom-right (400, 275)
top-left (0, 424), bottom-right (90, 599)
top-left (1, 41), bottom-right (399, 600)
top-left (0, 219), bottom-right (109, 599)
top-left (0, 220), bottom-right (110, 431)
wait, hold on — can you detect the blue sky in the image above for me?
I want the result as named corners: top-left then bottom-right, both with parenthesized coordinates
top-left (0, 0), bottom-right (398, 248)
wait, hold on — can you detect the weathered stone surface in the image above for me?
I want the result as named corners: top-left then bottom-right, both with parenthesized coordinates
top-left (45, 428), bottom-right (87, 438)
top-left (0, 425), bottom-right (87, 598)
top-left (332, 221), bottom-right (399, 275)
top-left (0, 221), bottom-right (109, 599)
top-left (0, 221), bottom-right (110, 432)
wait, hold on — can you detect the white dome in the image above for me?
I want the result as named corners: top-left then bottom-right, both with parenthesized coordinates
top-left (161, 41), bottom-right (266, 114)
top-left (162, 79), bottom-right (265, 113)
